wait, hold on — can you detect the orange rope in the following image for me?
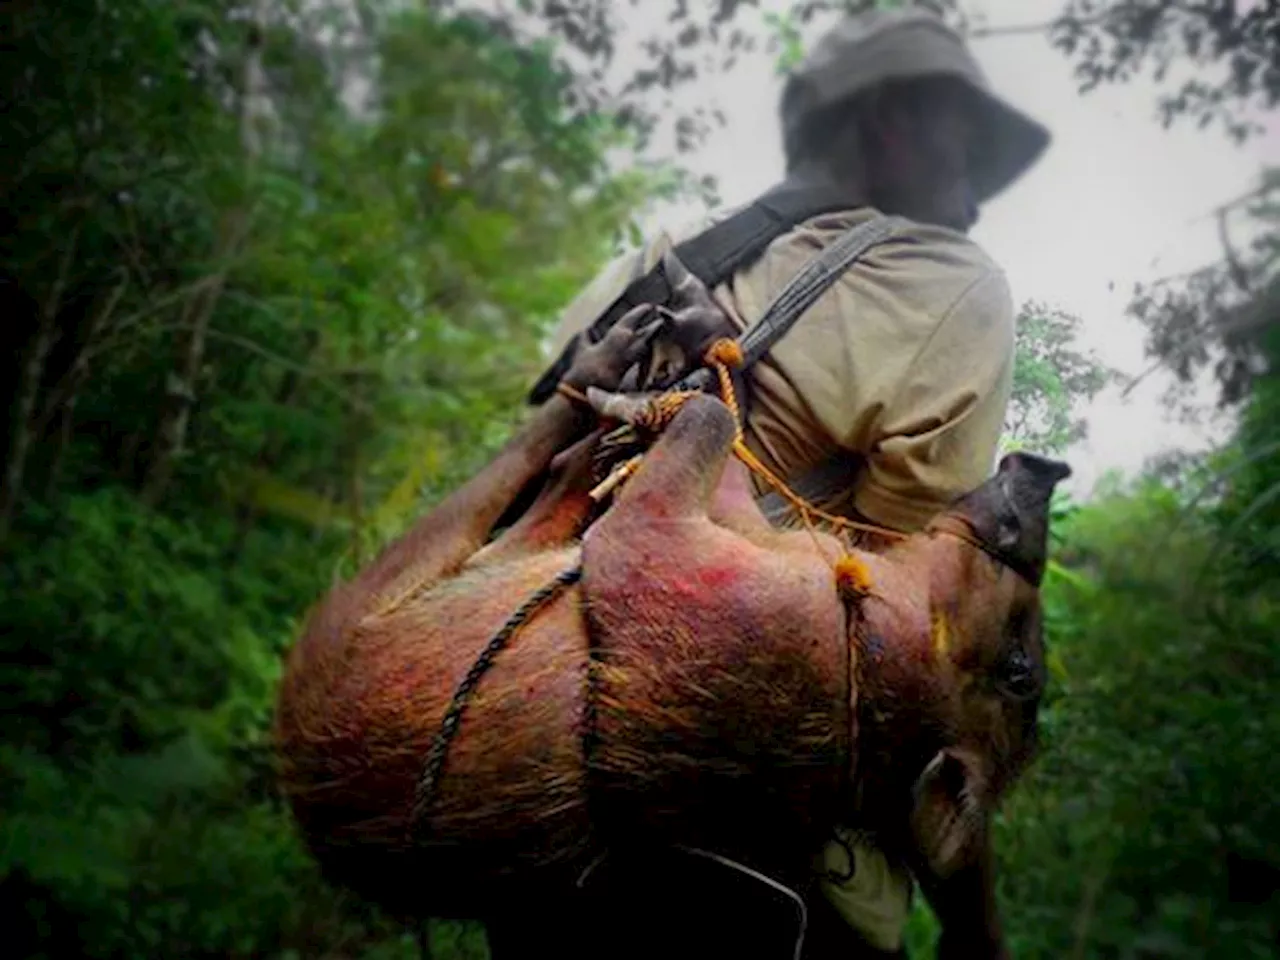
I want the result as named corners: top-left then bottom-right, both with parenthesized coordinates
top-left (632, 390), bottom-right (703, 433)
top-left (698, 338), bottom-right (906, 605)
top-left (563, 338), bottom-right (908, 605)
top-left (556, 382), bottom-right (590, 405)
top-left (700, 342), bottom-right (904, 534)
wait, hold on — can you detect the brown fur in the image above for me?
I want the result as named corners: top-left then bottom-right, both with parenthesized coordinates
top-left (274, 390), bottom-right (1067, 955)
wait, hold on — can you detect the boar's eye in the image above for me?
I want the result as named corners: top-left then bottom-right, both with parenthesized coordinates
top-left (997, 647), bottom-right (1040, 700)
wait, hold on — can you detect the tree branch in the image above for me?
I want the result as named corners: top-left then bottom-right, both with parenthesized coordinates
top-left (33, 268), bottom-right (131, 439)
top-left (1186, 181), bottom-right (1275, 227)
top-left (969, 19), bottom-right (1059, 39)
top-left (967, 11), bottom-right (1107, 40)
top-left (200, 327), bottom-right (377, 417)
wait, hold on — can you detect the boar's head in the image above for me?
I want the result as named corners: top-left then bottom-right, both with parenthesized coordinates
top-left (851, 452), bottom-right (1070, 891)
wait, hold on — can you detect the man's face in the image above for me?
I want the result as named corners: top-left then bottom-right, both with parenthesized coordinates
top-left (868, 81), bottom-right (980, 233)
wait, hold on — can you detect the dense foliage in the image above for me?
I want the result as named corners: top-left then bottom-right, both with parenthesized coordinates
top-left (1003, 301), bottom-right (1114, 455)
top-left (2, 3), bottom-right (651, 956)
top-left (3, 1), bottom-right (1277, 958)
top-left (993, 329), bottom-right (1280, 959)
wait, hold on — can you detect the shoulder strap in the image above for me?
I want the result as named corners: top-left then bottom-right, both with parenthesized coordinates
top-left (678, 213), bottom-right (904, 528)
top-left (527, 182), bottom-right (858, 405)
top-left (671, 213), bottom-right (904, 394)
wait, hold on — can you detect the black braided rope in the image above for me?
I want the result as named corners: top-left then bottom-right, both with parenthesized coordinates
top-left (409, 563), bottom-right (584, 840)
top-left (581, 635), bottom-right (601, 769)
top-left (580, 577), bottom-right (603, 845)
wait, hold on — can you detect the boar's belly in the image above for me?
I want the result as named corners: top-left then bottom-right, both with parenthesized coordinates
top-left (581, 527), bottom-right (851, 866)
top-left (277, 549), bottom-right (595, 905)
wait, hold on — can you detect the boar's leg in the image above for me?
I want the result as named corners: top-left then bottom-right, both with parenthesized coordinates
top-left (465, 298), bottom-right (745, 570)
top-left (467, 427), bottom-right (607, 567)
top-left (349, 309), bottom-right (662, 611)
top-left (595, 390), bottom-right (740, 522)
top-left (913, 826), bottom-right (1007, 960)
top-left (706, 454), bottom-right (779, 542)
top-left (348, 391), bottom-right (592, 610)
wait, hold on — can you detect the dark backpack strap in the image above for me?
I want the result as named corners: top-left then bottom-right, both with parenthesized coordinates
top-left (527, 182), bottom-right (858, 405)
top-left (670, 182), bottom-right (861, 286)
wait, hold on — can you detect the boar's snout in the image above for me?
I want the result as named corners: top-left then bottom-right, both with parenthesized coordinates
top-left (946, 452), bottom-right (1072, 586)
top-left (997, 451), bottom-right (1072, 494)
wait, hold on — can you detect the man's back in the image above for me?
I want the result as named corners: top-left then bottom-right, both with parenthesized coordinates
top-left (546, 197), bottom-right (1015, 534)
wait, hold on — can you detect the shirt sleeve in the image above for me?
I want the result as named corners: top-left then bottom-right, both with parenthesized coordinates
top-left (852, 268), bottom-right (1015, 532)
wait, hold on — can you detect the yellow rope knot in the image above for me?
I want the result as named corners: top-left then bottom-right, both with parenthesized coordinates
top-left (704, 338), bottom-right (745, 369)
top-left (834, 554), bottom-right (875, 604)
top-left (634, 390), bottom-right (701, 433)
top-left (705, 339), bottom-right (746, 444)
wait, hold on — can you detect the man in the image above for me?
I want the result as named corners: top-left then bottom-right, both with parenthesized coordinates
top-left (527, 6), bottom-right (1050, 958)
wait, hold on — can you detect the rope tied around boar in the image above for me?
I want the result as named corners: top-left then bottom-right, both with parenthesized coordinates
top-left (406, 337), bottom-right (908, 848)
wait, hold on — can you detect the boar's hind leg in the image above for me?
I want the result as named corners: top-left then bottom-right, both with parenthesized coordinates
top-left (706, 456), bottom-right (777, 542)
top-left (602, 393), bottom-right (739, 522)
top-left (350, 393), bottom-right (591, 610)
top-left (352, 303), bottom-right (666, 607)
top-left (598, 393), bottom-right (777, 546)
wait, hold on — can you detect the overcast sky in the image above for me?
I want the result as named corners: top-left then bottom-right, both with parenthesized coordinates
top-left (613, 0), bottom-right (1277, 499)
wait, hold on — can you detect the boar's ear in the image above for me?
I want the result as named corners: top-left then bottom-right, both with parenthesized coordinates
top-left (909, 748), bottom-right (989, 881)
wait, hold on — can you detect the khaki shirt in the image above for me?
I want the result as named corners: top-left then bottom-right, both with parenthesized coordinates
top-left (548, 204), bottom-right (1015, 533)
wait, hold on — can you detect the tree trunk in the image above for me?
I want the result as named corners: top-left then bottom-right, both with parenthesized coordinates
top-left (40, 272), bottom-right (129, 496)
top-left (0, 226), bottom-right (80, 543)
top-left (139, 219), bottom-right (246, 506)
top-left (43, 394), bottom-right (78, 497)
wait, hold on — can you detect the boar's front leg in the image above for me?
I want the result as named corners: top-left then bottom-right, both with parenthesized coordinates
top-left (912, 825), bottom-right (1007, 960)
top-left (349, 307), bottom-right (663, 613)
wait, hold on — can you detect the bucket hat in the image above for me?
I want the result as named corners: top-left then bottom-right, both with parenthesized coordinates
top-left (780, 7), bottom-right (1050, 203)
